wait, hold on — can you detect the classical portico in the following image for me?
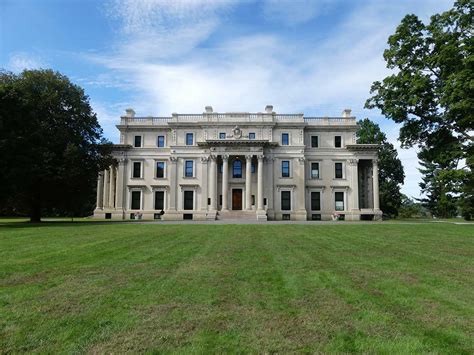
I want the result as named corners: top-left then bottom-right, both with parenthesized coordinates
top-left (94, 106), bottom-right (382, 221)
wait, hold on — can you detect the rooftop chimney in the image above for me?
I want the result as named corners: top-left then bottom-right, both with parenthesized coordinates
top-left (265, 105), bottom-right (273, 113)
top-left (125, 108), bottom-right (135, 117)
top-left (342, 108), bottom-right (352, 117)
top-left (205, 106), bottom-right (213, 113)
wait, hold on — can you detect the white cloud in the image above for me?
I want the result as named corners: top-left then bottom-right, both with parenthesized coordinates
top-left (6, 53), bottom-right (44, 73)
top-left (262, 0), bottom-right (334, 25)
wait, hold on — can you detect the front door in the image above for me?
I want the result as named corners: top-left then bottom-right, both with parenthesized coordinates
top-left (232, 189), bottom-right (243, 210)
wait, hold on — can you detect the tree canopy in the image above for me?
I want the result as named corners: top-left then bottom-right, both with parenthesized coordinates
top-left (365, 0), bottom-right (473, 219)
top-left (0, 69), bottom-right (112, 222)
top-left (356, 118), bottom-right (405, 216)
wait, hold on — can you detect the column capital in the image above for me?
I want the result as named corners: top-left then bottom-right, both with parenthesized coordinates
top-left (245, 154), bottom-right (253, 161)
top-left (298, 156), bottom-right (305, 164)
top-left (222, 154), bottom-right (229, 161)
top-left (170, 156), bottom-right (178, 163)
top-left (200, 156), bottom-right (209, 163)
top-left (209, 154), bottom-right (217, 161)
top-left (373, 158), bottom-right (379, 167)
top-left (348, 158), bottom-right (359, 166)
top-left (257, 155), bottom-right (265, 161)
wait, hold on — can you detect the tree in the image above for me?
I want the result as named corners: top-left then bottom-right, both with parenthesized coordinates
top-left (356, 118), bottom-right (405, 216)
top-left (365, 0), bottom-right (473, 219)
top-left (0, 69), bottom-right (112, 222)
top-left (398, 194), bottom-right (427, 219)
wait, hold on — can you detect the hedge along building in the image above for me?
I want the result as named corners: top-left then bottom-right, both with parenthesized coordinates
top-left (94, 106), bottom-right (381, 221)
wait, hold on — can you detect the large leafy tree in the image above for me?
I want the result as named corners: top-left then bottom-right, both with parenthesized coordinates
top-left (0, 69), bottom-right (112, 222)
top-left (365, 0), bottom-right (473, 219)
top-left (356, 118), bottom-right (405, 216)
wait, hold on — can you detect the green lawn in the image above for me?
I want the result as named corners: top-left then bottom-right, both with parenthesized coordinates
top-left (1, 222), bottom-right (473, 353)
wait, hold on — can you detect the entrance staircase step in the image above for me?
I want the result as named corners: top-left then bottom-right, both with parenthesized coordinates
top-left (217, 210), bottom-right (258, 220)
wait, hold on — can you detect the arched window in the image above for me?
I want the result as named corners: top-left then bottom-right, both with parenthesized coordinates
top-left (233, 159), bottom-right (242, 178)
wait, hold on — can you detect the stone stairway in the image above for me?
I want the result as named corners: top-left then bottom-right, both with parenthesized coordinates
top-left (217, 210), bottom-right (258, 220)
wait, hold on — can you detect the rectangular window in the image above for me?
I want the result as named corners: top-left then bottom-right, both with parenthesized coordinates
top-left (156, 161), bottom-right (165, 178)
top-left (251, 162), bottom-right (255, 173)
top-left (219, 195), bottom-right (222, 205)
top-left (157, 135), bottom-right (165, 147)
top-left (335, 191), bottom-right (344, 211)
top-left (219, 132), bottom-right (226, 139)
top-left (251, 195), bottom-right (255, 205)
top-left (155, 191), bottom-right (164, 210)
top-left (184, 191), bottom-right (193, 210)
top-left (249, 132), bottom-right (255, 140)
top-left (282, 133), bottom-right (289, 145)
top-left (335, 135), bottom-right (342, 148)
top-left (134, 135), bottom-right (142, 148)
top-left (185, 160), bottom-right (193, 177)
top-left (281, 191), bottom-right (291, 211)
top-left (311, 192), bottom-right (321, 211)
top-left (133, 162), bottom-right (141, 178)
top-left (282, 160), bottom-right (290, 178)
top-left (311, 136), bottom-right (319, 148)
top-left (311, 162), bottom-right (320, 179)
top-left (335, 162), bottom-right (343, 179)
top-left (131, 191), bottom-right (141, 210)
top-left (186, 133), bottom-right (193, 145)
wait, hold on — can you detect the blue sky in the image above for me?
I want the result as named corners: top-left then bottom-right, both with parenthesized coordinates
top-left (1, 0), bottom-right (454, 198)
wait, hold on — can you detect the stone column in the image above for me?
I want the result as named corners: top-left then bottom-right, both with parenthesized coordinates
top-left (245, 155), bottom-right (252, 210)
top-left (209, 155), bottom-right (217, 211)
top-left (96, 172), bottom-right (104, 209)
top-left (373, 159), bottom-right (380, 210)
top-left (257, 155), bottom-right (264, 211)
top-left (297, 157), bottom-right (306, 212)
top-left (200, 157), bottom-right (209, 210)
top-left (115, 159), bottom-right (125, 209)
top-left (109, 166), bottom-right (116, 208)
top-left (349, 159), bottom-right (359, 211)
top-left (169, 157), bottom-right (178, 210)
top-left (103, 169), bottom-right (109, 209)
top-left (221, 155), bottom-right (229, 211)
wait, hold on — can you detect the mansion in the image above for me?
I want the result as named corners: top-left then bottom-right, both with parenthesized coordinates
top-left (94, 106), bottom-right (381, 221)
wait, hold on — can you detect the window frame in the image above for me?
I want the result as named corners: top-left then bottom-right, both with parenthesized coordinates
top-left (233, 159), bottom-right (243, 178)
top-left (311, 135), bottom-right (319, 148)
top-left (134, 135), bottom-right (143, 148)
top-left (281, 190), bottom-right (292, 211)
top-left (130, 190), bottom-right (142, 210)
top-left (157, 135), bottom-right (165, 147)
top-left (183, 190), bottom-right (194, 210)
top-left (281, 132), bottom-right (289, 146)
top-left (335, 162), bottom-right (344, 179)
top-left (155, 161), bottom-right (166, 179)
top-left (249, 132), bottom-right (256, 140)
top-left (184, 160), bottom-right (194, 178)
top-left (219, 132), bottom-right (226, 139)
top-left (281, 160), bottom-right (290, 178)
top-left (154, 190), bottom-right (165, 210)
top-left (335, 191), bottom-right (345, 211)
top-left (311, 162), bottom-right (320, 179)
top-left (185, 132), bottom-right (194, 146)
top-left (334, 135), bottom-right (343, 148)
top-left (132, 161), bottom-right (143, 179)
top-left (311, 191), bottom-right (321, 211)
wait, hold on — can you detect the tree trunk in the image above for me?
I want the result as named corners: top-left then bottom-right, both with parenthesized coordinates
top-left (30, 184), bottom-right (42, 223)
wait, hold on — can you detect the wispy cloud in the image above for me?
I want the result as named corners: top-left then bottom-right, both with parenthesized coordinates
top-left (6, 52), bottom-right (45, 73)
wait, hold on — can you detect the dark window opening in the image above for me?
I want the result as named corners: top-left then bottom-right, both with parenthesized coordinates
top-left (264, 198), bottom-right (267, 206)
top-left (233, 159), bottom-right (242, 178)
top-left (311, 191), bottom-right (321, 211)
top-left (133, 162), bottom-right (141, 178)
top-left (281, 191), bottom-right (291, 210)
top-left (219, 132), bottom-right (226, 139)
top-left (219, 195), bottom-right (222, 205)
top-left (249, 132), bottom-right (255, 140)
top-left (282, 214), bottom-right (290, 220)
top-left (156, 162), bottom-right (165, 178)
top-left (311, 162), bottom-right (320, 179)
top-left (185, 160), bottom-right (193, 177)
top-left (361, 214), bottom-right (374, 221)
top-left (311, 136), bottom-right (318, 148)
top-left (282, 161), bottom-right (290, 178)
top-left (335, 162), bottom-right (343, 179)
top-left (312, 214), bottom-right (321, 220)
top-left (131, 191), bottom-right (141, 210)
top-left (105, 213), bottom-right (111, 219)
top-left (183, 213), bottom-right (193, 220)
top-left (251, 162), bottom-right (255, 173)
top-left (154, 213), bottom-right (161, 220)
top-left (251, 195), bottom-right (255, 205)
top-left (282, 133), bottom-right (289, 145)
top-left (208, 198), bottom-right (211, 205)
top-left (134, 135), bottom-right (142, 147)
top-left (335, 191), bottom-right (344, 211)
top-left (184, 191), bottom-right (194, 210)
top-left (157, 135), bottom-right (165, 147)
top-left (186, 133), bottom-right (193, 145)
top-left (155, 191), bottom-right (164, 210)
top-left (335, 135), bottom-right (342, 148)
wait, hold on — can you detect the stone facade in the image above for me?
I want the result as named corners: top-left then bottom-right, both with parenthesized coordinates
top-left (94, 106), bottom-right (381, 221)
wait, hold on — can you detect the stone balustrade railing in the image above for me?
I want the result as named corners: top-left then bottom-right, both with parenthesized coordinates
top-left (119, 115), bottom-right (356, 126)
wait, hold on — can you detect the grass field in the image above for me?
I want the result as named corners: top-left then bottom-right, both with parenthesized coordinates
top-left (1, 222), bottom-right (473, 353)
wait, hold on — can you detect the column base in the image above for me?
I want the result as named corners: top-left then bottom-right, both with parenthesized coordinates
top-left (256, 209), bottom-right (267, 221)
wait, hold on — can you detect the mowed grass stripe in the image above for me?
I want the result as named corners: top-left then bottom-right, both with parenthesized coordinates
top-left (0, 223), bottom-right (472, 353)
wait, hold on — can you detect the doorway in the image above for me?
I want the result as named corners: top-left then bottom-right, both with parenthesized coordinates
top-left (232, 189), bottom-right (243, 210)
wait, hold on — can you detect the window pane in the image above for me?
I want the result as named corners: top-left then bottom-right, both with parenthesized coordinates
top-left (335, 163), bottom-right (343, 178)
top-left (251, 162), bottom-right (255, 173)
top-left (282, 133), bottom-right (289, 145)
top-left (311, 162), bottom-right (319, 179)
top-left (281, 191), bottom-right (291, 210)
top-left (233, 160), bottom-right (242, 178)
top-left (156, 162), bottom-right (165, 178)
top-left (133, 162), bottom-right (141, 178)
top-left (311, 192), bottom-right (321, 210)
top-left (282, 161), bottom-right (290, 177)
top-left (219, 132), bottom-right (226, 139)
top-left (185, 160), bottom-right (193, 177)
top-left (155, 191), bottom-right (164, 210)
top-left (157, 136), bottom-right (165, 147)
top-left (335, 136), bottom-right (342, 148)
top-left (311, 136), bottom-right (318, 148)
top-left (186, 133), bottom-right (193, 145)
top-left (335, 192), bottom-right (344, 211)
top-left (184, 191), bottom-right (193, 210)
top-left (134, 136), bottom-right (142, 147)
top-left (249, 132), bottom-right (255, 140)
top-left (131, 191), bottom-right (141, 209)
